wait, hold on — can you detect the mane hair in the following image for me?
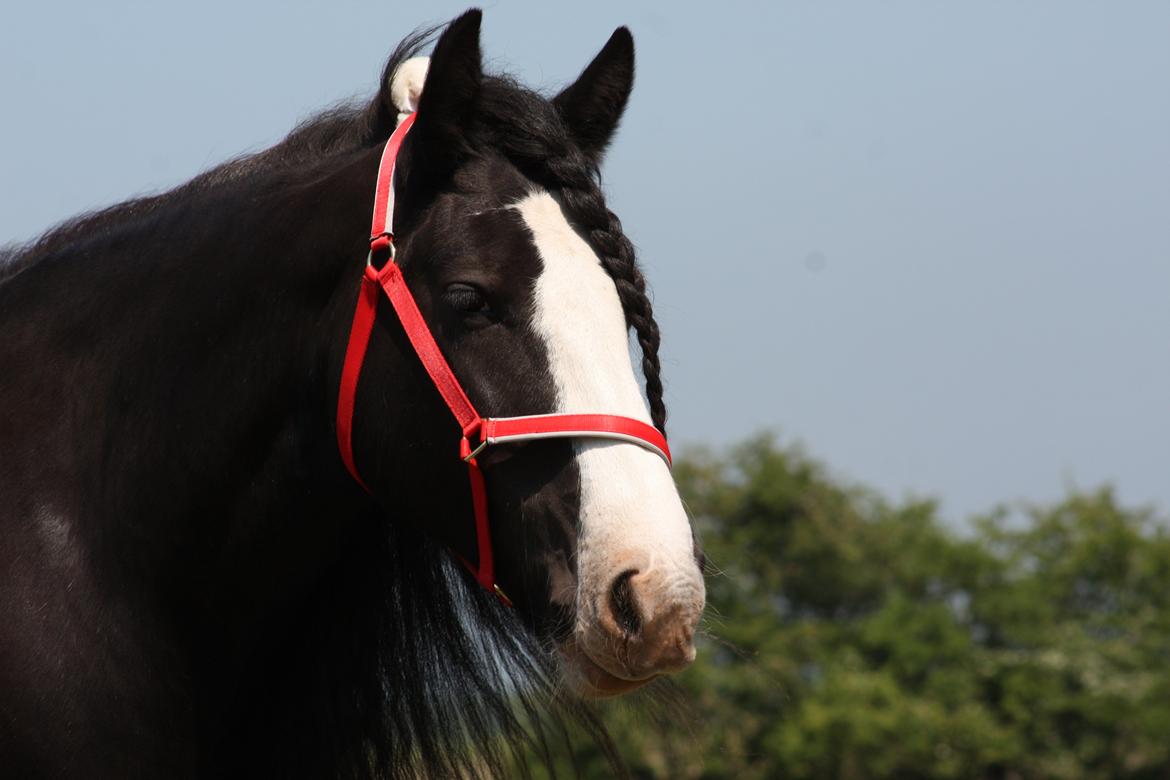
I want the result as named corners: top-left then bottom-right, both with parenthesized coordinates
top-left (0, 28), bottom-right (436, 285)
top-left (238, 505), bottom-right (622, 779)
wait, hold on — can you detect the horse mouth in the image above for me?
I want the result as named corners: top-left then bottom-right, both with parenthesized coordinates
top-left (558, 640), bottom-right (657, 699)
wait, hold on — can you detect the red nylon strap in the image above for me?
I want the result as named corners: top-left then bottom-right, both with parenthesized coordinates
top-left (481, 414), bottom-right (671, 465)
top-left (337, 266), bottom-right (498, 592)
top-left (336, 272), bottom-right (380, 492)
top-left (370, 112), bottom-right (415, 244)
top-left (376, 262), bottom-right (480, 434)
top-left (377, 261), bottom-right (496, 593)
top-left (336, 114), bottom-right (417, 489)
top-left (465, 457), bottom-right (495, 591)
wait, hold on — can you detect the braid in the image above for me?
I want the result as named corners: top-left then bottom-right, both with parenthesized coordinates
top-left (593, 209), bottom-right (667, 435)
top-left (541, 152), bottom-right (668, 435)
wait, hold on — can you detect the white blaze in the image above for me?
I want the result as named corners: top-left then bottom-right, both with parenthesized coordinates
top-left (512, 191), bottom-right (701, 621)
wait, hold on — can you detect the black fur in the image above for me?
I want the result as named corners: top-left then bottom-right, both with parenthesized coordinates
top-left (0, 10), bottom-right (664, 777)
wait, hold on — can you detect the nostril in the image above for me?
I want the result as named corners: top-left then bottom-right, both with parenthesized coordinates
top-left (609, 569), bottom-right (642, 637)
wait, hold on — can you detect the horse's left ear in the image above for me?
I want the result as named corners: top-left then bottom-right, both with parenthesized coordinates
top-left (554, 27), bottom-right (635, 163)
top-left (409, 9), bottom-right (484, 171)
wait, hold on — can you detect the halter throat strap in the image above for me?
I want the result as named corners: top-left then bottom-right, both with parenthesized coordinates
top-left (335, 113), bottom-right (671, 600)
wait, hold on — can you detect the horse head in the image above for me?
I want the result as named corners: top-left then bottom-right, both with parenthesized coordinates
top-left (345, 10), bottom-right (705, 698)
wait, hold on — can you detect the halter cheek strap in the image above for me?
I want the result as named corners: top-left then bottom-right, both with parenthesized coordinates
top-left (336, 113), bottom-right (671, 602)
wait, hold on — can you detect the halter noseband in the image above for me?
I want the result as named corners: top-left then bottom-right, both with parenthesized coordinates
top-left (336, 113), bottom-right (671, 602)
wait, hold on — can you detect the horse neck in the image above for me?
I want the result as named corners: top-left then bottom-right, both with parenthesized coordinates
top-left (8, 149), bottom-right (384, 618)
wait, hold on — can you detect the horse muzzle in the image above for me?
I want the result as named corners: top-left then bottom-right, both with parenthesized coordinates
top-left (565, 551), bottom-right (705, 697)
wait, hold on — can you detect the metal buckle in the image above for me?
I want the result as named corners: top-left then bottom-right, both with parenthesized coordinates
top-left (460, 419), bottom-right (488, 462)
top-left (492, 583), bottom-right (513, 607)
top-left (462, 438), bottom-right (488, 462)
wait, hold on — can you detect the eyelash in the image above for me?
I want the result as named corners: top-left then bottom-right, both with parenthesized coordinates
top-left (444, 283), bottom-right (494, 319)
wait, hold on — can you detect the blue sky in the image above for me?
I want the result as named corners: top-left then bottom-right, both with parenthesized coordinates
top-left (3, 1), bottom-right (1167, 522)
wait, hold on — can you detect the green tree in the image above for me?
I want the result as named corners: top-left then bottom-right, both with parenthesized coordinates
top-left (551, 434), bottom-right (1170, 779)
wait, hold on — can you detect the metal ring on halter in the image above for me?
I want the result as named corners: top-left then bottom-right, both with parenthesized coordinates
top-left (366, 242), bottom-right (397, 268)
top-left (462, 438), bottom-right (489, 462)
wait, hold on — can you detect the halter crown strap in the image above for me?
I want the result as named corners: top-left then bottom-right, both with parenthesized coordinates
top-left (336, 113), bottom-right (671, 600)
top-left (369, 113), bottom-right (414, 251)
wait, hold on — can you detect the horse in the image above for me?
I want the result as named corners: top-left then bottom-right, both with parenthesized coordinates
top-left (0, 10), bottom-right (705, 778)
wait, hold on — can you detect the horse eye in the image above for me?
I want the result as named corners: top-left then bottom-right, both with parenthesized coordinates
top-left (444, 283), bottom-right (490, 315)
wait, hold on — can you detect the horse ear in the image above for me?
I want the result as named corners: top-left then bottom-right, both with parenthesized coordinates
top-left (554, 27), bottom-right (635, 163)
top-left (407, 9), bottom-right (483, 169)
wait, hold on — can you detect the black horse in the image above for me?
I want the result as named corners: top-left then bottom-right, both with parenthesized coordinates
top-left (0, 10), bottom-right (704, 778)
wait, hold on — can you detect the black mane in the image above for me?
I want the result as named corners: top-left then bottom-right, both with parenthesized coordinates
top-left (1, 31), bottom-right (429, 289)
top-left (247, 502), bottom-right (620, 779)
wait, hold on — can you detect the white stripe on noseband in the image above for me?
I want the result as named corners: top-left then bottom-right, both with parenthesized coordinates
top-left (484, 429), bottom-right (670, 466)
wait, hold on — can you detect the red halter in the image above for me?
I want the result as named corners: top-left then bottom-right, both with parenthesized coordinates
top-left (336, 113), bottom-right (671, 601)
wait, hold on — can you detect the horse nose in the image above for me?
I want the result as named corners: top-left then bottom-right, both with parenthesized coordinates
top-left (591, 562), bottom-right (703, 679)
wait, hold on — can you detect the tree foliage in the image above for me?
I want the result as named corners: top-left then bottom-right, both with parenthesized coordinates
top-left (550, 434), bottom-right (1170, 779)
